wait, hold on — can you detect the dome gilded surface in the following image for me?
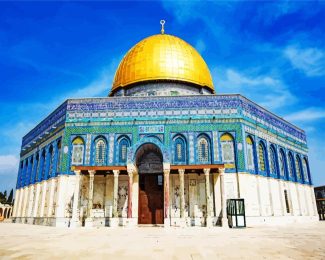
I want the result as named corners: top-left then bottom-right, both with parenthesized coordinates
top-left (111, 34), bottom-right (214, 93)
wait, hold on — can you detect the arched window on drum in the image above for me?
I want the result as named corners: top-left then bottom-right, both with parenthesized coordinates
top-left (302, 158), bottom-right (310, 183)
top-left (119, 137), bottom-right (130, 163)
top-left (246, 136), bottom-right (255, 171)
top-left (174, 136), bottom-right (186, 163)
top-left (197, 135), bottom-right (210, 163)
top-left (71, 137), bottom-right (85, 165)
top-left (221, 133), bottom-right (235, 168)
top-left (94, 137), bottom-right (107, 165)
top-left (295, 155), bottom-right (302, 181)
top-left (269, 145), bottom-right (278, 176)
top-left (279, 149), bottom-right (287, 178)
top-left (258, 142), bottom-right (266, 172)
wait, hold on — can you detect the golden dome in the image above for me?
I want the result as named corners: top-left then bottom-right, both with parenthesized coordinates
top-left (111, 34), bottom-right (214, 93)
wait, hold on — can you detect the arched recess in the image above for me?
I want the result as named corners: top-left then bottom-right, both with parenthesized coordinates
top-left (40, 149), bottom-right (46, 181)
top-left (93, 136), bottom-right (107, 166)
top-left (0, 208), bottom-right (3, 217)
top-left (135, 143), bottom-right (164, 225)
top-left (245, 135), bottom-right (256, 172)
top-left (257, 141), bottom-right (267, 173)
top-left (117, 136), bottom-right (131, 164)
top-left (279, 148), bottom-right (287, 179)
top-left (71, 136), bottom-right (85, 166)
top-left (220, 133), bottom-right (236, 169)
top-left (197, 134), bottom-right (211, 164)
top-left (3, 208), bottom-right (7, 219)
top-left (129, 136), bottom-right (170, 165)
top-left (173, 134), bottom-right (187, 164)
top-left (48, 145), bottom-right (54, 178)
top-left (269, 144), bottom-right (278, 177)
top-left (302, 157), bottom-right (310, 183)
top-left (7, 208), bottom-right (11, 218)
top-left (295, 155), bottom-right (303, 182)
top-left (288, 152), bottom-right (295, 180)
top-left (136, 143), bottom-right (163, 174)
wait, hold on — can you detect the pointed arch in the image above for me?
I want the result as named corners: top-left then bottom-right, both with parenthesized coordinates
top-left (269, 144), bottom-right (278, 176)
top-left (173, 134), bottom-right (187, 164)
top-left (246, 135), bottom-right (255, 171)
top-left (94, 136), bottom-right (107, 166)
top-left (302, 157), bottom-right (310, 183)
top-left (288, 152), bottom-right (295, 180)
top-left (279, 148), bottom-right (287, 178)
top-left (258, 141), bottom-right (267, 172)
top-left (197, 134), bottom-right (211, 163)
top-left (118, 136), bottom-right (131, 163)
top-left (71, 136), bottom-right (85, 165)
top-left (295, 155), bottom-right (302, 181)
top-left (221, 133), bottom-right (235, 167)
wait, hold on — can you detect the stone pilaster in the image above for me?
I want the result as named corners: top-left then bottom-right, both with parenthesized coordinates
top-left (178, 169), bottom-right (186, 226)
top-left (39, 181), bottom-right (47, 218)
top-left (219, 168), bottom-right (228, 228)
top-left (127, 170), bottom-right (134, 218)
top-left (164, 168), bottom-right (170, 227)
top-left (33, 183), bottom-right (41, 218)
top-left (47, 178), bottom-right (56, 217)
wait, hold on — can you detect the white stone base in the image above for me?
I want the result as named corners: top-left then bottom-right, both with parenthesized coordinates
top-left (164, 218), bottom-right (170, 227)
top-left (246, 215), bottom-right (319, 227)
top-left (109, 218), bottom-right (119, 227)
top-left (55, 218), bottom-right (70, 227)
top-left (70, 218), bottom-right (81, 228)
top-left (85, 218), bottom-right (94, 228)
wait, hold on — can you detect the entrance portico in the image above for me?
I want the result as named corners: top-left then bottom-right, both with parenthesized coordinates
top-left (72, 161), bottom-right (226, 228)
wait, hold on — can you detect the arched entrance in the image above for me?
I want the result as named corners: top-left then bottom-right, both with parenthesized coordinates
top-left (136, 143), bottom-right (164, 224)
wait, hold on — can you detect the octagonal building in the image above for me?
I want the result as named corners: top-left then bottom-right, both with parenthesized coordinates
top-left (12, 27), bottom-right (318, 227)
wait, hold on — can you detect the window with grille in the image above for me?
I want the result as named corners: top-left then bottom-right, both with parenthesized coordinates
top-left (174, 137), bottom-right (185, 163)
top-left (119, 138), bottom-right (129, 163)
top-left (295, 156), bottom-right (302, 180)
top-left (221, 134), bottom-right (235, 163)
top-left (284, 190), bottom-right (290, 213)
top-left (198, 137), bottom-right (209, 163)
top-left (246, 137), bottom-right (255, 170)
top-left (279, 150), bottom-right (286, 177)
top-left (72, 137), bottom-right (84, 165)
top-left (302, 159), bottom-right (309, 182)
top-left (95, 139), bottom-right (106, 165)
top-left (270, 146), bottom-right (277, 174)
top-left (258, 143), bottom-right (265, 171)
top-left (288, 153), bottom-right (294, 178)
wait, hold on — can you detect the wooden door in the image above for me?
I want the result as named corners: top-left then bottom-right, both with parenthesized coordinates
top-left (138, 174), bottom-right (164, 224)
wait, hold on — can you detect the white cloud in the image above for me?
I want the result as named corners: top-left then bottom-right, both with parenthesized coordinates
top-left (284, 45), bottom-right (325, 76)
top-left (285, 107), bottom-right (325, 122)
top-left (215, 68), bottom-right (296, 111)
top-left (0, 155), bottom-right (19, 176)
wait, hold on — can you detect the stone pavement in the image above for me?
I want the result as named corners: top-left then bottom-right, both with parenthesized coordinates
top-left (0, 222), bottom-right (324, 259)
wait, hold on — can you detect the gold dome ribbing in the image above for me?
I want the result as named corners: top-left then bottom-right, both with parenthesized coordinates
top-left (112, 34), bottom-right (214, 92)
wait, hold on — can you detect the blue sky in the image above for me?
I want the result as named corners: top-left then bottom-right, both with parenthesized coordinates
top-left (0, 1), bottom-right (325, 192)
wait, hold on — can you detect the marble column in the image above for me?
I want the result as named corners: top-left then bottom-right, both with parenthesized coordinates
top-left (111, 170), bottom-right (119, 227)
top-left (70, 170), bottom-right (81, 227)
top-left (219, 168), bottom-right (228, 228)
top-left (204, 168), bottom-right (212, 227)
top-left (104, 174), bottom-right (111, 217)
top-left (85, 170), bottom-right (95, 227)
top-left (178, 169), bottom-right (186, 226)
top-left (164, 169), bottom-right (170, 227)
top-left (127, 170), bottom-right (134, 219)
